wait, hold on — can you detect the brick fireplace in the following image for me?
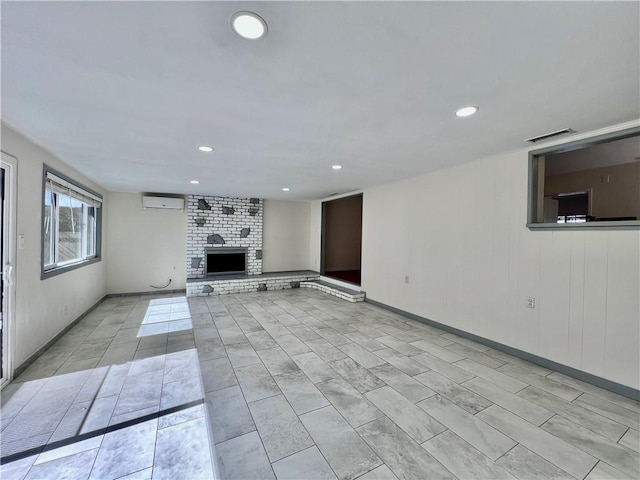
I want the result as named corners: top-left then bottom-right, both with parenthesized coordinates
top-left (185, 194), bottom-right (321, 297)
top-left (186, 195), bottom-right (263, 280)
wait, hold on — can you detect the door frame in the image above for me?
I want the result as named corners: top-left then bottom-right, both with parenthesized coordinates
top-left (320, 192), bottom-right (363, 286)
top-left (1, 152), bottom-right (17, 388)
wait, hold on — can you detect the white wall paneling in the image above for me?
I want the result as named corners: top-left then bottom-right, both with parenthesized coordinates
top-left (312, 122), bottom-right (640, 389)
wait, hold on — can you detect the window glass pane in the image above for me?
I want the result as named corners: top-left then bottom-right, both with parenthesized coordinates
top-left (566, 214), bottom-right (587, 223)
top-left (57, 193), bottom-right (83, 263)
top-left (44, 188), bottom-right (54, 265)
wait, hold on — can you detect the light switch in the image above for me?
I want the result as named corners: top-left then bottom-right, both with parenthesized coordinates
top-left (18, 234), bottom-right (25, 249)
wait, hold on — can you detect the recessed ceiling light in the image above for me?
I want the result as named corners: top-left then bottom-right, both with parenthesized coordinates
top-left (455, 106), bottom-right (479, 117)
top-left (282, 187), bottom-right (290, 192)
top-left (231, 12), bottom-right (267, 40)
top-left (332, 165), bottom-right (343, 170)
top-left (190, 180), bottom-right (200, 184)
top-left (198, 146), bottom-right (214, 152)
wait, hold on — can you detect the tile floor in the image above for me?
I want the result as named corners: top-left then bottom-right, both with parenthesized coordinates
top-left (1, 289), bottom-right (639, 480)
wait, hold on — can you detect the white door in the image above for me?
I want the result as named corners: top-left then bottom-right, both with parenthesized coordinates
top-left (1, 152), bottom-right (17, 387)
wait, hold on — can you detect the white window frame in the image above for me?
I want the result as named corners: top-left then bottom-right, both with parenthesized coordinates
top-left (42, 166), bottom-right (102, 279)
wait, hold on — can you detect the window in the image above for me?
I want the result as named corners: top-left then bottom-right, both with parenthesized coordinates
top-left (528, 127), bottom-right (640, 229)
top-left (550, 192), bottom-right (589, 224)
top-left (42, 167), bottom-right (102, 278)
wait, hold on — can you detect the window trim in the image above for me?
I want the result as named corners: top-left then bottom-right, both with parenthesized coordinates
top-left (41, 165), bottom-right (103, 279)
top-left (527, 126), bottom-right (640, 230)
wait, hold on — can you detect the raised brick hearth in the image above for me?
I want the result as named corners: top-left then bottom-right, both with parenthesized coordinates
top-left (186, 271), bottom-right (321, 297)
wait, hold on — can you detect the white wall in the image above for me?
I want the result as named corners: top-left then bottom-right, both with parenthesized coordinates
top-left (263, 199), bottom-right (311, 272)
top-left (2, 124), bottom-right (108, 369)
top-left (309, 202), bottom-right (322, 271)
top-left (106, 192), bottom-right (186, 294)
top-left (362, 123), bottom-right (640, 389)
top-left (310, 121), bottom-right (640, 389)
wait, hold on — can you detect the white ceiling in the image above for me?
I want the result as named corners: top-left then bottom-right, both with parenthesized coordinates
top-left (2, 1), bottom-right (639, 200)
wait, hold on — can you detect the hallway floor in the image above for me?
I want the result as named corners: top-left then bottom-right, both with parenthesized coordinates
top-left (1, 289), bottom-right (639, 480)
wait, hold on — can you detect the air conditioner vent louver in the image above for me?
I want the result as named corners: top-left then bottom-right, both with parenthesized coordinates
top-left (142, 194), bottom-right (185, 210)
top-left (526, 128), bottom-right (574, 143)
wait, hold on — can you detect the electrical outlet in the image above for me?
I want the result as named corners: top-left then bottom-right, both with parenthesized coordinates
top-left (63, 304), bottom-right (69, 315)
top-left (526, 297), bottom-right (535, 308)
top-left (18, 234), bottom-right (25, 249)
top-left (404, 276), bottom-right (409, 284)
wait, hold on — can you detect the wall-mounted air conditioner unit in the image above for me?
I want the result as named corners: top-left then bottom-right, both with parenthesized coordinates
top-left (142, 194), bottom-right (185, 210)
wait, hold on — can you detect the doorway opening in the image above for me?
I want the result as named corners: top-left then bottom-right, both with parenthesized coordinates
top-left (1, 152), bottom-right (17, 388)
top-left (321, 194), bottom-right (363, 286)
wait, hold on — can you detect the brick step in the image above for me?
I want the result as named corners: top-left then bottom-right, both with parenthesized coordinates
top-left (187, 271), bottom-right (319, 296)
top-left (300, 280), bottom-right (365, 303)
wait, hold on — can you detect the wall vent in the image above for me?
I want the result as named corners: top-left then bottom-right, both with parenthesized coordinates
top-left (525, 128), bottom-right (574, 143)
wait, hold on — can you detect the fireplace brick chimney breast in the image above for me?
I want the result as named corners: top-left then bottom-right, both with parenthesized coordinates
top-left (187, 195), bottom-right (263, 279)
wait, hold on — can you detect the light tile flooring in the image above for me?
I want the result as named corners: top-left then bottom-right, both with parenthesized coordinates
top-left (1, 289), bottom-right (639, 480)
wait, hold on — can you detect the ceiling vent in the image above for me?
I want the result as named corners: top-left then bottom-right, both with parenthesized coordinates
top-left (526, 128), bottom-right (574, 143)
top-left (142, 194), bottom-right (185, 210)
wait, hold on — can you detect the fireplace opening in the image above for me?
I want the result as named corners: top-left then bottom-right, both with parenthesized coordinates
top-left (205, 247), bottom-right (247, 276)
